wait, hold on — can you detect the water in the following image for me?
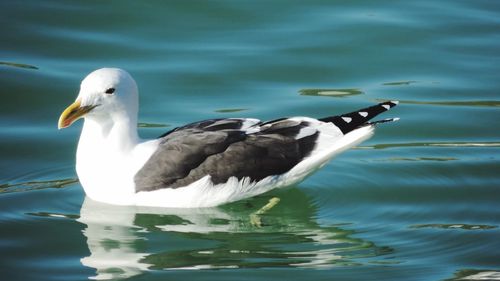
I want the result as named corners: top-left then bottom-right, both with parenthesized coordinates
top-left (1, 1), bottom-right (500, 280)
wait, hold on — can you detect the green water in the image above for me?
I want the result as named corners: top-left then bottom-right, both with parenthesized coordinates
top-left (1, 1), bottom-right (500, 280)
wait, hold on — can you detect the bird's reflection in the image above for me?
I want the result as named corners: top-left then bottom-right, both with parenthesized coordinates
top-left (77, 188), bottom-right (391, 280)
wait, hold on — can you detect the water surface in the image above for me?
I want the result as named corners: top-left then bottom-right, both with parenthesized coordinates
top-left (1, 1), bottom-right (500, 280)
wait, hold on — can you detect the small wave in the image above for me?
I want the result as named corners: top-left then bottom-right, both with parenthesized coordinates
top-left (410, 224), bottom-right (497, 230)
top-left (378, 157), bottom-right (458, 162)
top-left (0, 61), bottom-right (38, 70)
top-left (447, 269), bottom-right (500, 280)
top-left (358, 141), bottom-right (500, 150)
top-left (215, 108), bottom-right (249, 113)
top-left (377, 99), bottom-right (500, 107)
top-left (26, 211), bottom-right (79, 220)
top-left (138, 122), bottom-right (170, 128)
top-left (0, 178), bottom-right (78, 194)
top-left (382, 80), bottom-right (418, 86)
top-left (299, 88), bottom-right (364, 98)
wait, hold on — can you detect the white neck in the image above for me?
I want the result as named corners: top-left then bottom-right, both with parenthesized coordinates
top-left (76, 112), bottom-right (140, 204)
top-left (83, 111), bottom-right (139, 152)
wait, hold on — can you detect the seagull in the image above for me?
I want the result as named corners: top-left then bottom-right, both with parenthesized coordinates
top-left (58, 68), bottom-right (398, 208)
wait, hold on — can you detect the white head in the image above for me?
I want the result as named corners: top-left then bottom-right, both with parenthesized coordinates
top-left (58, 68), bottom-right (139, 129)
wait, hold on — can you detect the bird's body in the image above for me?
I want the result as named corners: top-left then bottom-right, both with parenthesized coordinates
top-left (59, 68), bottom-right (398, 208)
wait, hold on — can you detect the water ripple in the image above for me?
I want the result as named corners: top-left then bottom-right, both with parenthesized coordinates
top-left (0, 178), bottom-right (78, 194)
top-left (447, 269), bottom-right (500, 280)
top-left (382, 80), bottom-right (418, 86)
top-left (379, 99), bottom-right (500, 107)
top-left (299, 88), bottom-right (364, 98)
top-left (137, 122), bottom-right (170, 128)
top-left (410, 224), bottom-right (497, 230)
top-left (0, 61), bottom-right (38, 70)
top-left (215, 108), bottom-right (249, 113)
top-left (358, 141), bottom-right (500, 149)
top-left (378, 157), bottom-right (458, 162)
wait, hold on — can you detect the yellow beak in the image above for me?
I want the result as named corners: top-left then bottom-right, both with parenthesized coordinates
top-left (58, 99), bottom-right (95, 129)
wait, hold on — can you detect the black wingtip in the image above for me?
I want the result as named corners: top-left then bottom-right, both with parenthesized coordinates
top-left (320, 101), bottom-right (399, 134)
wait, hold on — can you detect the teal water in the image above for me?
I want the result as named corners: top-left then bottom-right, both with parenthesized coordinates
top-left (1, 1), bottom-right (500, 280)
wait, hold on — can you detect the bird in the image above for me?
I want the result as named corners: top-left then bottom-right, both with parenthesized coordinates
top-left (58, 68), bottom-right (398, 208)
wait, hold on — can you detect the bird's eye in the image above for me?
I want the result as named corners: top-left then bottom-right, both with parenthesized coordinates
top-left (105, 88), bottom-right (115, 94)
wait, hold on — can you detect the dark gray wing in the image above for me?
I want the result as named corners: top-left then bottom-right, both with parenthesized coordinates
top-left (134, 118), bottom-right (319, 192)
